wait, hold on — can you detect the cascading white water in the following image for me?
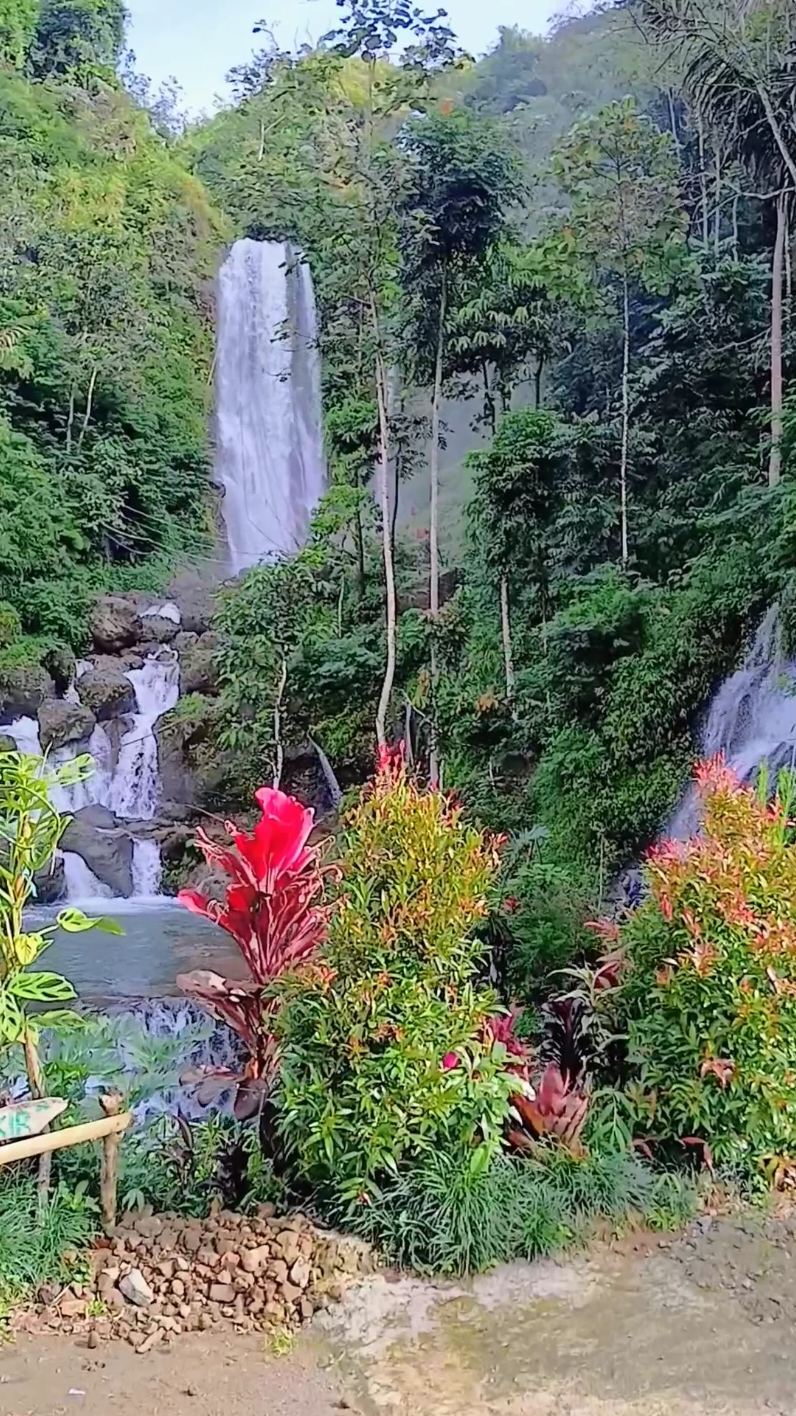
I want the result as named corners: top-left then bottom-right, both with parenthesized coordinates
top-left (215, 238), bottom-right (326, 573)
top-left (6, 649), bottom-right (179, 900)
top-left (108, 652), bottom-right (180, 820)
top-left (62, 852), bottom-right (113, 903)
top-left (131, 838), bottom-right (164, 898)
top-left (669, 605), bottom-right (796, 837)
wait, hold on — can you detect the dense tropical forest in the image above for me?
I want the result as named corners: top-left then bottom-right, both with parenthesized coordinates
top-left (5, 0), bottom-right (796, 1265)
top-left (3, 0), bottom-right (796, 966)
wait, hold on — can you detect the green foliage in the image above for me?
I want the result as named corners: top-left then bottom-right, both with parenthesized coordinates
top-left (118, 1115), bottom-right (283, 1218)
top-left (276, 757), bottom-right (511, 1204)
top-left (0, 0), bottom-right (37, 66)
top-left (342, 1141), bottom-right (675, 1275)
top-left (502, 851), bottom-right (596, 1002)
top-left (0, 1175), bottom-right (97, 1316)
top-left (0, 601), bottom-right (21, 648)
top-left (28, 0), bottom-right (125, 80)
top-left (619, 760), bottom-right (796, 1181)
top-left (552, 98), bottom-right (688, 294)
top-left (469, 408), bottom-right (561, 594)
top-left (0, 749), bottom-right (121, 1065)
top-left (0, 58), bottom-right (223, 650)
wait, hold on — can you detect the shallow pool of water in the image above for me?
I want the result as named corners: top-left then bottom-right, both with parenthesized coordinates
top-left (30, 898), bottom-right (245, 1003)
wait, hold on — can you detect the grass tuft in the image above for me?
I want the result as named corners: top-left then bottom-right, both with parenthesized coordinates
top-left (339, 1145), bottom-right (696, 1276)
top-left (0, 1177), bottom-right (97, 1316)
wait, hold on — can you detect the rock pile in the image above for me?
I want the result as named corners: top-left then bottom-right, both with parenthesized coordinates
top-left (28, 1205), bottom-right (373, 1351)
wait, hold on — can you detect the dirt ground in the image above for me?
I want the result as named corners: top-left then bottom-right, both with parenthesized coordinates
top-left (5, 1212), bottom-right (796, 1416)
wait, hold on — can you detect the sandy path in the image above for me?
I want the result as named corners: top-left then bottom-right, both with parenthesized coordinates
top-left (5, 1213), bottom-right (796, 1416)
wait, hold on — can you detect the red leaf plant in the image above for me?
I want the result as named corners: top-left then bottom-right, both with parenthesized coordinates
top-left (176, 786), bottom-right (332, 1119)
top-left (459, 1005), bottom-right (591, 1156)
top-left (505, 999), bottom-right (592, 1156)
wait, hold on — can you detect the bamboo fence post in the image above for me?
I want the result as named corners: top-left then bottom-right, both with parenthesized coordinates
top-left (99, 1093), bottom-right (124, 1233)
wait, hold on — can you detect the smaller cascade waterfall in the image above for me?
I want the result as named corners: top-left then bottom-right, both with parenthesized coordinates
top-left (6, 648), bottom-right (179, 901)
top-left (669, 605), bottom-right (796, 837)
top-left (132, 838), bottom-right (164, 898)
top-left (62, 852), bottom-right (113, 903)
top-left (108, 652), bottom-right (180, 821)
top-left (215, 238), bottom-right (326, 574)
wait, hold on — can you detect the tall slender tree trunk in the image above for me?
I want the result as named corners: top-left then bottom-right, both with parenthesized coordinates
top-left (770, 194), bottom-right (787, 489)
top-left (481, 360), bottom-right (496, 435)
top-left (373, 307), bottom-right (397, 749)
top-left (732, 192), bottom-right (740, 262)
top-left (354, 468), bottom-right (365, 598)
top-left (24, 1031), bottom-right (50, 1213)
top-left (714, 146), bottom-right (722, 260)
top-left (620, 272), bottom-right (631, 565)
top-left (388, 373), bottom-right (401, 557)
top-left (428, 268), bottom-right (447, 787)
top-left (77, 364), bottom-right (98, 452)
top-left (697, 114), bottom-right (709, 250)
top-left (757, 83), bottom-right (796, 190)
top-left (667, 89), bottom-right (678, 148)
top-left (272, 655), bottom-right (288, 789)
top-left (500, 575), bottom-right (515, 701)
top-left (534, 353), bottom-right (544, 410)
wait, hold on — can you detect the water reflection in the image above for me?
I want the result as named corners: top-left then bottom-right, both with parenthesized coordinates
top-left (29, 899), bottom-right (245, 1003)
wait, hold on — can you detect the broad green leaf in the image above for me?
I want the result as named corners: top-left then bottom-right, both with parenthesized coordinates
top-left (12, 932), bottom-right (42, 966)
top-left (35, 1008), bottom-right (84, 1031)
top-left (9, 971), bottom-right (76, 1002)
top-left (56, 907), bottom-right (124, 936)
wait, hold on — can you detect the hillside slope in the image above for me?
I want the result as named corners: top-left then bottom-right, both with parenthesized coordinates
top-left (0, 16), bottom-right (227, 665)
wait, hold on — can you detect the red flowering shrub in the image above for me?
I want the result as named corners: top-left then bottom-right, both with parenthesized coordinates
top-left (177, 786), bottom-right (330, 1118)
top-left (618, 755), bottom-right (796, 1180)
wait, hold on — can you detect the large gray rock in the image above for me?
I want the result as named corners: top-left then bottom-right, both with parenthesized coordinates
top-left (138, 615), bottom-right (180, 645)
top-left (90, 596), bottom-right (143, 654)
top-left (77, 667), bottom-right (135, 722)
top-left (178, 631), bottom-right (220, 696)
top-left (0, 665), bottom-right (56, 722)
top-left (60, 807), bottom-right (134, 897)
top-left (43, 646), bottom-right (76, 695)
top-left (33, 856), bottom-right (66, 905)
top-left (37, 699), bottom-right (96, 751)
top-left (87, 651), bottom-right (145, 675)
top-left (155, 695), bottom-right (225, 805)
top-left (72, 803), bottom-right (118, 830)
top-left (164, 571), bottom-right (216, 635)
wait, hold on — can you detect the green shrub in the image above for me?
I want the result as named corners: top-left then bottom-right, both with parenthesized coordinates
top-left (619, 759), bottom-right (796, 1183)
top-left (276, 753), bottom-right (513, 1206)
top-left (0, 602), bottom-right (21, 648)
top-left (499, 843), bottom-right (597, 1001)
top-left (117, 1115), bottom-right (283, 1218)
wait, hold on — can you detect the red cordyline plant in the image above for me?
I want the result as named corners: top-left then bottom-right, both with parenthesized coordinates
top-left (177, 786), bottom-right (332, 1118)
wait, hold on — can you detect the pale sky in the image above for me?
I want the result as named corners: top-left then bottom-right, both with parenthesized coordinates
top-left (126, 0), bottom-right (558, 114)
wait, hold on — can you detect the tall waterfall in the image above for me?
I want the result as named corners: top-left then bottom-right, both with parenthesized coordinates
top-left (669, 605), bottom-right (796, 837)
top-left (215, 238), bottom-right (325, 574)
top-left (6, 650), bottom-right (178, 901)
